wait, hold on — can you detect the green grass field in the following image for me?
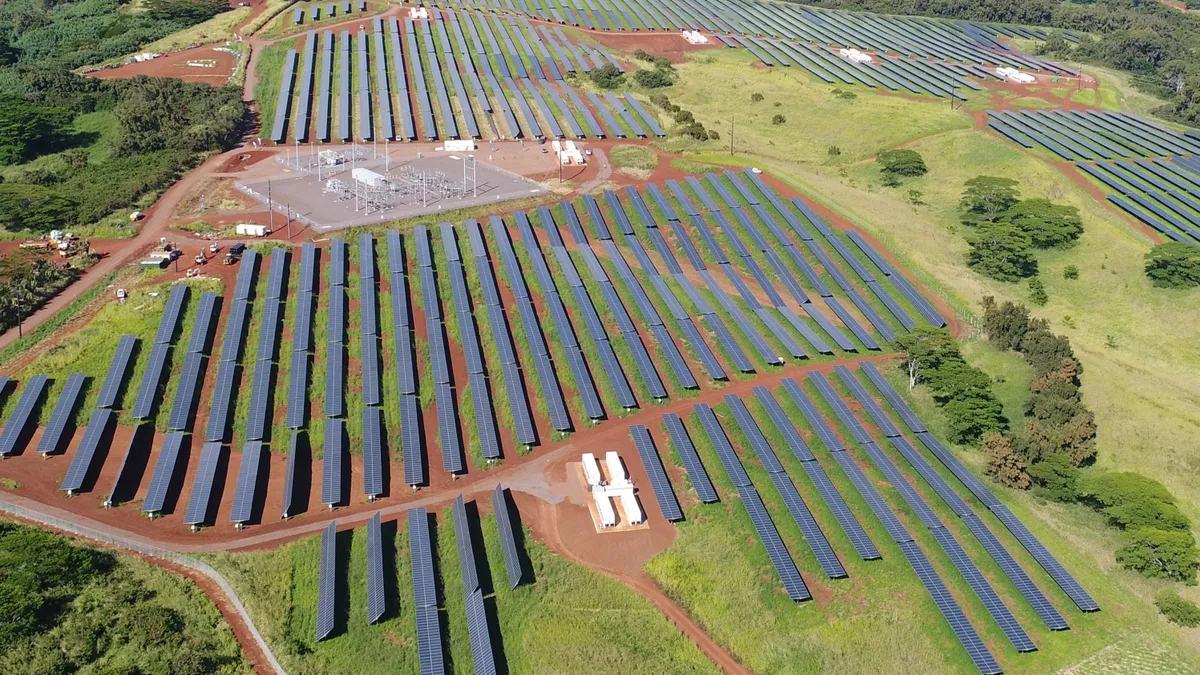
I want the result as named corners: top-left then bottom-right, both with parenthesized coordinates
top-left (205, 508), bottom-right (716, 674)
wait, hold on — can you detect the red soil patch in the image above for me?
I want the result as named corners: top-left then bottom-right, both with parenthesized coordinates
top-left (215, 150), bottom-right (274, 173)
top-left (582, 29), bottom-right (722, 64)
top-left (87, 45), bottom-right (237, 84)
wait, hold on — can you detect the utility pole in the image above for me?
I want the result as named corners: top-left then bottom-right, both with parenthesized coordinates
top-left (268, 180), bottom-right (275, 232)
top-left (287, 203), bottom-right (293, 239)
top-left (729, 115), bottom-right (734, 156)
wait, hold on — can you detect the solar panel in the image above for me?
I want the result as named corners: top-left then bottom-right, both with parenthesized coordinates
top-left (723, 394), bottom-right (784, 474)
top-left (266, 248), bottom-right (289, 299)
top-left (230, 441), bottom-right (265, 524)
top-left (692, 404), bottom-right (751, 488)
top-left (329, 239), bottom-right (347, 286)
top-left (298, 243), bottom-right (317, 294)
top-left (292, 292), bottom-right (314, 354)
top-left (401, 394), bottom-right (425, 486)
top-left (286, 349), bottom-right (309, 429)
top-left (469, 373), bottom-right (501, 460)
top-left (204, 360), bottom-right (237, 442)
top-left (662, 413), bottom-right (718, 503)
top-left (630, 425), bottom-right (683, 521)
top-left (166, 351), bottom-right (205, 431)
top-left (0, 375), bottom-right (47, 456)
top-left (255, 298), bottom-right (282, 362)
top-left (321, 418), bottom-right (344, 506)
top-left (451, 494), bottom-right (480, 594)
top-left (360, 275), bottom-right (379, 337)
top-left (316, 521), bottom-right (337, 640)
top-left (409, 507), bottom-right (446, 674)
top-left (95, 335), bottom-right (136, 408)
top-left (142, 431), bottom-right (186, 513)
top-left (130, 342), bottom-right (171, 420)
top-left (183, 442), bottom-right (223, 526)
top-left (245, 361), bottom-right (274, 441)
top-left (366, 511), bottom-right (386, 623)
top-left (780, 378), bottom-right (845, 452)
top-left (36, 372), bottom-right (86, 455)
top-left (466, 588), bottom-right (497, 675)
top-left (491, 487), bottom-right (525, 590)
top-left (185, 292), bottom-right (218, 354)
top-left (428, 323), bottom-right (450, 385)
top-left (327, 287), bottom-right (346, 345)
top-left (436, 383), bottom-right (463, 474)
top-left (154, 284), bottom-right (189, 344)
top-left (233, 250), bottom-right (259, 299)
top-left (990, 503), bottom-right (1100, 612)
top-left (359, 233), bottom-right (376, 278)
top-left (736, 484), bottom-right (811, 601)
top-left (219, 299), bottom-right (249, 363)
top-left (281, 434), bottom-right (300, 519)
top-left (362, 406), bottom-right (384, 498)
top-left (386, 229), bottom-right (406, 276)
top-left (59, 408), bottom-right (113, 493)
top-left (766, 471), bottom-right (847, 579)
top-left (858, 362), bottom-right (926, 432)
top-left (899, 540), bottom-right (1001, 675)
top-left (361, 333), bottom-right (382, 405)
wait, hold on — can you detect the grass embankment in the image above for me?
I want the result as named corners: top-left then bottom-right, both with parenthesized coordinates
top-left (206, 508), bottom-right (715, 674)
top-left (610, 144), bottom-right (659, 180)
top-left (253, 38), bottom-right (300, 133)
top-left (139, 7), bottom-right (252, 53)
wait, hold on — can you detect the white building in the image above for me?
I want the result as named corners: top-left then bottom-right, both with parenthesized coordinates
top-left (682, 30), bottom-right (709, 45)
top-left (594, 493), bottom-right (617, 527)
top-left (620, 492), bottom-right (644, 525)
top-left (605, 451), bottom-right (627, 483)
top-left (352, 168), bottom-right (387, 187)
top-left (582, 452), bottom-right (603, 487)
top-left (996, 66), bottom-right (1036, 83)
top-left (839, 48), bottom-right (873, 64)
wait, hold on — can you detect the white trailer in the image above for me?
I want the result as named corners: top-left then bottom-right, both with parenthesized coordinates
top-left (582, 453), bottom-right (603, 486)
top-left (620, 492), bottom-right (644, 525)
top-left (594, 493), bottom-right (617, 527)
top-left (605, 451), bottom-right (627, 482)
top-left (352, 167), bottom-right (387, 187)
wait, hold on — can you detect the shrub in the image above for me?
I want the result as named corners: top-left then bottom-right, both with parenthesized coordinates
top-left (827, 145), bottom-right (841, 156)
top-left (1029, 278), bottom-right (1048, 305)
top-left (1063, 264), bottom-right (1079, 280)
top-left (1081, 472), bottom-right (1191, 532)
top-left (673, 110), bottom-right (694, 124)
top-left (960, 176), bottom-right (1021, 224)
top-left (707, 129), bottom-right (720, 141)
top-left (1145, 242), bottom-right (1200, 288)
top-left (750, 92), bottom-right (764, 102)
top-left (876, 149), bottom-right (927, 177)
top-left (633, 68), bottom-right (673, 89)
top-left (649, 93), bottom-right (671, 110)
top-left (1156, 590), bottom-right (1200, 626)
top-left (589, 64), bottom-right (625, 89)
top-left (771, 114), bottom-right (786, 125)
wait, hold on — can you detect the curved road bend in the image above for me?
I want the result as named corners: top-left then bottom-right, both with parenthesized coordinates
top-left (0, 492), bottom-right (286, 675)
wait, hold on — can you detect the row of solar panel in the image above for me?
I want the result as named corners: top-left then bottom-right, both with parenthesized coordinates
top-left (293, 0), bottom-right (365, 25)
top-left (989, 109), bottom-right (1200, 162)
top-left (1077, 157), bottom-right (1200, 245)
top-left (452, 0), bottom-right (1071, 74)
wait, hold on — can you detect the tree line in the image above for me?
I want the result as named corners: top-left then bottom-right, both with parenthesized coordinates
top-left (799, 0), bottom-right (1200, 128)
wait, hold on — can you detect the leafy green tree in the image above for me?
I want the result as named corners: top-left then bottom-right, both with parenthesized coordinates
top-left (966, 222), bottom-right (1038, 281)
top-left (1019, 318), bottom-right (1079, 376)
top-left (1117, 529), bottom-right (1200, 583)
top-left (1144, 242), bottom-right (1200, 288)
top-left (1004, 198), bottom-right (1083, 248)
top-left (960, 175), bottom-right (1020, 224)
top-left (876, 149), bottom-right (927, 177)
top-left (1027, 454), bottom-right (1080, 501)
top-left (0, 96), bottom-right (75, 165)
top-left (1082, 472), bottom-right (1191, 529)
top-left (1156, 590), bottom-right (1200, 626)
top-left (0, 183), bottom-right (76, 232)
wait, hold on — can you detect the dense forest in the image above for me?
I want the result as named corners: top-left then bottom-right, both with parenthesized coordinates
top-left (0, 522), bottom-right (247, 674)
top-left (803, 0), bottom-right (1200, 127)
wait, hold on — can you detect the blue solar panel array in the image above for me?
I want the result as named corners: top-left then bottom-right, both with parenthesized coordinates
top-left (629, 425), bottom-right (683, 522)
top-left (409, 507), bottom-right (446, 674)
top-left (230, 440), bottom-right (265, 525)
top-left (322, 417), bottom-right (345, 506)
top-left (317, 520), bottom-right (337, 640)
top-left (414, 226), bottom-right (464, 475)
top-left (493, 484), bottom-right (525, 588)
top-left (183, 441), bottom-right (223, 527)
top-left (861, 363), bottom-right (1099, 614)
top-left (0, 375), bottom-right (47, 457)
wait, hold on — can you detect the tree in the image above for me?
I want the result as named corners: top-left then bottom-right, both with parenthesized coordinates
top-left (960, 176), bottom-right (1020, 224)
top-left (1144, 242), bottom-right (1200, 288)
top-left (983, 432), bottom-right (1029, 488)
top-left (1082, 472), bottom-right (1191, 531)
top-left (633, 68), bottom-right (673, 88)
top-left (0, 184), bottom-right (76, 232)
top-left (876, 149), bottom-right (927, 177)
top-left (1064, 264), bottom-right (1079, 280)
top-left (966, 223), bottom-right (1038, 281)
top-left (1004, 198), bottom-right (1083, 248)
top-left (980, 296), bottom-right (1031, 351)
top-left (1116, 529), bottom-right (1200, 583)
top-left (1027, 454), bottom-right (1080, 501)
top-left (673, 110), bottom-right (694, 124)
top-left (1156, 590), bottom-right (1200, 627)
top-left (0, 96), bottom-right (75, 165)
top-left (771, 114), bottom-right (786, 125)
top-left (893, 326), bottom-right (957, 389)
top-left (588, 64), bottom-right (624, 89)
top-left (1019, 319), bottom-right (1078, 376)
